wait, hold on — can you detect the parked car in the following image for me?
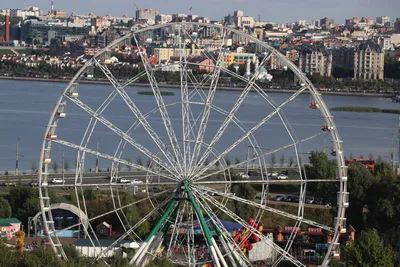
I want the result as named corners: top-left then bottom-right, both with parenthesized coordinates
top-left (291, 196), bottom-right (300, 203)
top-left (248, 171), bottom-right (261, 177)
top-left (3, 182), bottom-right (16, 187)
top-left (119, 178), bottom-right (130, 183)
top-left (129, 179), bottom-right (143, 184)
top-left (277, 174), bottom-right (288, 180)
top-left (241, 173), bottom-right (250, 179)
top-left (284, 196), bottom-right (293, 202)
top-left (272, 195), bottom-right (284, 201)
top-left (51, 178), bottom-right (63, 184)
top-left (268, 172), bottom-right (279, 178)
top-left (306, 197), bottom-right (315, 204)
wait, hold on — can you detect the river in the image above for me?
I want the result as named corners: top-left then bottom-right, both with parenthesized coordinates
top-left (0, 79), bottom-right (398, 173)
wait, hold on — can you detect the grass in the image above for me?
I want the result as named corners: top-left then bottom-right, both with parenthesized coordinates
top-left (331, 106), bottom-right (400, 114)
top-left (137, 90), bottom-right (175, 96)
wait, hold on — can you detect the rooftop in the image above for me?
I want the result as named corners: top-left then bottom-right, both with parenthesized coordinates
top-left (0, 218), bottom-right (21, 226)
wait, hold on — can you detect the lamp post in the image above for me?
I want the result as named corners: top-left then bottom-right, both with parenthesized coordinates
top-left (15, 138), bottom-right (19, 175)
top-left (245, 145), bottom-right (269, 175)
top-left (96, 137), bottom-right (100, 173)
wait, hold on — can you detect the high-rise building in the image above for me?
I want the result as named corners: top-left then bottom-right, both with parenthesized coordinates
top-left (345, 17), bottom-right (360, 28)
top-left (376, 16), bottom-right (391, 26)
top-left (135, 8), bottom-right (159, 21)
top-left (155, 14), bottom-right (172, 24)
top-left (298, 47), bottom-right (332, 77)
top-left (320, 17), bottom-right (332, 29)
top-left (354, 42), bottom-right (384, 80)
top-left (5, 15), bottom-right (10, 42)
top-left (395, 18), bottom-right (400, 33)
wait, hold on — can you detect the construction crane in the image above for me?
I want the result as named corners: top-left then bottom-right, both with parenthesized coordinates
top-left (133, 1), bottom-right (139, 10)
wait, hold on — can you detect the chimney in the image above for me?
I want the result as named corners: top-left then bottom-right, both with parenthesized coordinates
top-left (5, 15), bottom-right (10, 42)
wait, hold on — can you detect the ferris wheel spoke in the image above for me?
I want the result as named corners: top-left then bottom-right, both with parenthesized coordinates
top-left (195, 131), bottom-right (323, 182)
top-left (193, 54), bottom-right (272, 176)
top-left (65, 95), bottom-right (180, 177)
top-left (98, 194), bottom-right (175, 260)
top-left (93, 60), bottom-right (181, 174)
top-left (133, 33), bottom-right (184, 172)
top-left (179, 25), bottom-right (192, 177)
top-left (199, 191), bottom-right (307, 267)
top-left (195, 185), bottom-right (333, 232)
top-left (52, 138), bottom-right (179, 182)
top-left (188, 28), bottom-right (228, 177)
top-left (193, 85), bottom-right (311, 181)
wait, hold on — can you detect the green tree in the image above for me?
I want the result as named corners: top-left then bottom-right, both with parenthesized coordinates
top-left (289, 156), bottom-right (294, 167)
top-left (215, 160), bottom-right (220, 169)
top-left (137, 157), bottom-right (143, 166)
top-left (270, 154), bottom-right (276, 168)
top-left (225, 156), bottom-right (231, 166)
top-left (147, 256), bottom-right (174, 267)
top-left (31, 160), bottom-right (37, 173)
top-left (305, 151), bottom-right (337, 200)
top-left (204, 158), bottom-right (209, 166)
top-left (52, 161), bottom-right (59, 173)
top-left (280, 153), bottom-right (285, 166)
top-left (234, 156), bottom-right (241, 165)
top-left (126, 158), bottom-right (132, 171)
top-left (0, 197), bottom-right (11, 218)
top-left (345, 229), bottom-right (395, 267)
top-left (63, 159), bottom-right (70, 172)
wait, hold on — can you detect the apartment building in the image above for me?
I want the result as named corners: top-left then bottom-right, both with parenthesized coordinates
top-left (354, 42), bottom-right (384, 80)
top-left (298, 47), bottom-right (332, 77)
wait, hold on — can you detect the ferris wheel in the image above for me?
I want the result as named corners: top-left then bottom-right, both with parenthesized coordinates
top-left (38, 22), bottom-right (348, 267)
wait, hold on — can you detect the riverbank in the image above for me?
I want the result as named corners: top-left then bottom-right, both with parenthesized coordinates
top-left (0, 76), bottom-right (393, 98)
top-left (331, 106), bottom-right (400, 114)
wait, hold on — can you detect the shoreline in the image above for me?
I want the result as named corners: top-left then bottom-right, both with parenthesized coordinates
top-left (0, 76), bottom-right (393, 98)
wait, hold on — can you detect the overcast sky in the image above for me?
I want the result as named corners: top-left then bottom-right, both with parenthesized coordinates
top-left (2, 0), bottom-right (400, 23)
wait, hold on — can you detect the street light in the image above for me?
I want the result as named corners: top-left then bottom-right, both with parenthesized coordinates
top-left (245, 145), bottom-right (269, 175)
top-left (96, 137), bottom-right (100, 173)
top-left (56, 144), bottom-right (65, 184)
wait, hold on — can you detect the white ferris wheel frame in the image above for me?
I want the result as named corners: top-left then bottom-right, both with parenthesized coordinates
top-left (37, 22), bottom-right (348, 266)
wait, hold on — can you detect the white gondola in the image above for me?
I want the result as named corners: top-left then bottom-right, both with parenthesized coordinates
top-left (68, 92), bottom-right (79, 98)
top-left (46, 134), bottom-right (58, 140)
top-left (55, 112), bottom-right (66, 118)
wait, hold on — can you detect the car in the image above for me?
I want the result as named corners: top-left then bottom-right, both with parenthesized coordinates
top-left (51, 178), bottom-right (63, 184)
top-left (3, 182), bottom-right (16, 187)
top-left (119, 178), bottom-right (130, 183)
top-left (241, 173), bottom-right (250, 179)
top-left (248, 171), bottom-right (261, 177)
top-left (306, 197), bottom-right (315, 204)
top-left (284, 196), bottom-right (293, 202)
top-left (291, 196), bottom-right (300, 203)
top-left (277, 174), bottom-right (288, 180)
top-left (129, 179), bottom-right (143, 184)
top-left (272, 195), bottom-right (284, 201)
top-left (267, 172), bottom-right (278, 178)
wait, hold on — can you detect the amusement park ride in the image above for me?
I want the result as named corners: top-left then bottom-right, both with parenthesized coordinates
top-left (37, 22), bottom-right (348, 266)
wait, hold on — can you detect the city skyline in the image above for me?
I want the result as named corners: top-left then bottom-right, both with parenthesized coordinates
top-left (1, 0), bottom-right (399, 23)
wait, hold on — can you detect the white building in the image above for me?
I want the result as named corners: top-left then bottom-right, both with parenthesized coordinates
top-left (155, 14), bottom-right (172, 24)
top-left (376, 16), bottom-right (391, 26)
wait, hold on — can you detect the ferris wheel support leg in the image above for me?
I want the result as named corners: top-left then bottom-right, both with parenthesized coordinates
top-left (183, 181), bottom-right (223, 267)
top-left (130, 198), bottom-right (178, 265)
top-left (198, 199), bottom-right (238, 267)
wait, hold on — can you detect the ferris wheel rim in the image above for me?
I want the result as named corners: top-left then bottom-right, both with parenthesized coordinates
top-left (37, 22), bottom-right (347, 266)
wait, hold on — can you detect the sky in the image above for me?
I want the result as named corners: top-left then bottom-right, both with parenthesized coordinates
top-left (2, 0), bottom-right (400, 24)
